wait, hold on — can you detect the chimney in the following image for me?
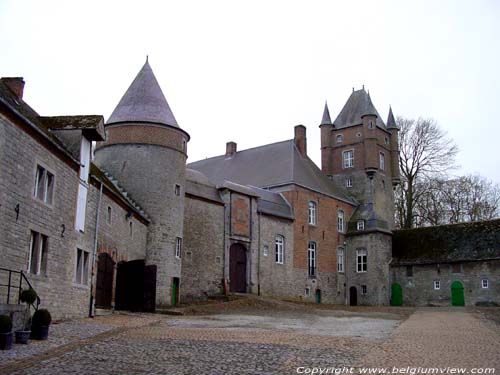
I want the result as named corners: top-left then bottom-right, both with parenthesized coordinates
top-left (2, 77), bottom-right (25, 100)
top-left (225, 141), bottom-right (237, 157)
top-left (294, 125), bottom-right (307, 158)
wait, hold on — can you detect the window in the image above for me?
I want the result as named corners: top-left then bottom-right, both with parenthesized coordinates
top-left (28, 231), bottom-right (48, 275)
top-left (357, 220), bottom-right (365, 230)
top-left (263, 245), bottom-right (269, 257)
top-left (75, 248), bottom-right (89, 285)
top-left (434, 280), bottom-right (440, 290)
top-left (107, 206), bottom-right (112, 225)
top-left (75, 182), bottom-right (88, 231)
top-left (379, 152), bottom-right (385, 170)
top-left (337, 247), bottom-right (344, 273)
top-left (174, 184), bottom-right (181, 196)
top-left (305, 287), bottom-right (310, 297)
top-left (307, 242), bottom-right (317, 277)
top-left (346, 178), bottom-right (352, 188)
top-left (308, 201), bottom-right (317, 225)
top-left (382, 179), bottom-right (386, 190)
top-left (451, 263), bottom-right (461, 273)
top-left (275, 235), bottom-right (284, 264)
top-left (336, 134), bottom-right (343, 143)
top-left (368, 121), bottom-right (374, 129)
top-left (175, 237), bottom-right (182, 258)
top-left (406, 266), bottom-right (413, 277)
top-left (362, 285), bottom-right (367, 295)
top-left (356, 249), bottom-right (367, 272)
top-left (129, 221), bottom-right (133, 237)
top-left (34, 165), bottom-right (54, 205)
top-left (384, 137), bottom-right (389, 145)
top-left (342, 150), bottom-right (354, 168)
top-left (185, 251), bottom-right (192, 262)
top-left (182, 140), bottom-right (187, 153)
top-left (337, 209), bottom-right (345, 233)
top-left (482, 279), bottom-right (489, 289)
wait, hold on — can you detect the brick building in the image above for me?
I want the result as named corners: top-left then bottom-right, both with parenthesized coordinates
top-left (1, 62), bottom-right (498, 320)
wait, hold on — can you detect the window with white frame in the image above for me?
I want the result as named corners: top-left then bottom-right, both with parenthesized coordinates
top-left (34, 165), bottom-right (54, 205)
top-left (379, 152), bottom-right (385, 170)
top-left (336, 134), bottom-right (343, 143)
top-left (337, 209), bottom-right (345, 233)
top-left (263, 245), bottom-right (269, 257)
top-left (482, 279), bottom-right (489, 289)
top-left (308, 201), bottom-right (317, 225)
top-left (275, 235), bottom-right (284, 264)
top-left (357, 220), bottom-right (365, 230)
top-left (28, 231), bottom-right (48, 275)
top-left (356, 249), bottom-right (367, 272)
top-left (175, 237), bottom-right (182, 258)
top-left (434, 280), bottom-right (440, 290)
top-left (307, 241), bottom-right (317, 277)
top-left (361, 285), bottom-right (367, 295)
top-left (75, 248), bottom-right (89, 285)
top-left (346, 178), bottom-right (352, 188)
top-left (337, 247), bottom-right (344, 273)
top-left (342, 150), bottom-right (354, 168)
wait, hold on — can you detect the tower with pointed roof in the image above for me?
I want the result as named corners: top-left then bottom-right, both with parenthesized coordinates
top-left (94, 60), bottom-right (190, 309)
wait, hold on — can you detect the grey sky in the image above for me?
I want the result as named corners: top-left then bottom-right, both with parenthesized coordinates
top-left (1, 0), bottom-right (499, 183)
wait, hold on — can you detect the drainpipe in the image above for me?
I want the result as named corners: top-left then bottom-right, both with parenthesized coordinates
top-left (344, 240), bottom-right (348, 306)
top-left (222, 196), bottom-right (227, 295)
top-left (89, 181), bottom-right (103, 317)
top-left (257, 212), bottom-right (261, 296)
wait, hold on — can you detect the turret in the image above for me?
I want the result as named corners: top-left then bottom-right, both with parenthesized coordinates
top-left (94, 59), bottom-right (189, 309)
top-left (319, 102), bottom-right (333, 174)
top-left (386, 106), bottom-right (400, 186)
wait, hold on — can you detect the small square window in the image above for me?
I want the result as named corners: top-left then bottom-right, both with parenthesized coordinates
top-left (346, 178), bottom-right (352, 188)
top-left (215, 256), bottom-right (221, 264)
top-left (336, 134), bottom-right (343, 143)
top-left (357, 220), bottom-right (365, 230)
top-left (482, 279), bottom-right (489, 289)
top-left (174, 184), bottom-right (181, 196)
top-left (451, 263), bottom-right (461, 273)
top-left (434, 280), bottom-right (440, 290)
top-left (361, 285), bottom-right (367, 295)
top-left (186, 251), bottom-right (192, 262)
top-left (406, 266), bottom-right (413, 277)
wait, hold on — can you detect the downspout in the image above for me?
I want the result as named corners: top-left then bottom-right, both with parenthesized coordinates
top-left (257, 212), bottom-right (261, 296)
top-left (222, 195), bottom-right (227, 295)
top-left (89, 181), bottom-right (103, 317)
top-left (344, 240), bottom-right (348, 306)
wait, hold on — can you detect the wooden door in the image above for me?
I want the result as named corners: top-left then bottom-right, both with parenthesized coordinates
top-left (349, 286), bottom-right (358, 306)
top-left (391, 283), bottom-right (403, 306)
top-left (96, 253), bottom-right (114, 308)
top-left (451, 281), bottom-right (465, 306)
top-left (229, 243), bottom-right (247, 293)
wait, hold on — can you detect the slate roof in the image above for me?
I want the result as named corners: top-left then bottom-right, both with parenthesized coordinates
top-left (185, 169), bottom-right (224, 204)
top-left (107, 61), bottom-right (179, 128)
top-left (392, 219), bottom-right (500, 265)
top-left (320, 102), bottom-right (332, 125)
top-left (386, 106), bottom-right (398, 129)
top-left (188, 140), bottom-right (355, 205)
top-left (347, 203), bottom-right (391, 234)
top-left (40, 115), bottom-right (105, 141)
top-left (248, 186), bottom-right (294, 220)
top-left (333, 89), bottom-right (386, 129)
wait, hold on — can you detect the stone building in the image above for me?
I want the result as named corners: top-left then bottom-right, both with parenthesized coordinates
top-left (1, 61), bottom-right (498, 320)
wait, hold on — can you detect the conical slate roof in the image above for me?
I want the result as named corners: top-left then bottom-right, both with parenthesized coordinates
top-left (320, 102), bottom-right (332, 125)
top-left (333, 88), bottom-right (385, 129)
top-left (107, 60), bottom-right (179, 127)
top-left (386, 106), bottom-right (398, 129)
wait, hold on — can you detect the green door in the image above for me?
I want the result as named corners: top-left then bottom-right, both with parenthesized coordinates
top-left (390, 283), bottom-right (403, 306)
top-left (451, 281), bottom-right (465, 306)
top-left (171, 277), bottom-right (180, 307)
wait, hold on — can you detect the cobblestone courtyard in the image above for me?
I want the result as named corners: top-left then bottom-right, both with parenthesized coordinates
top-left (0, 299), bottom-right (498, 375)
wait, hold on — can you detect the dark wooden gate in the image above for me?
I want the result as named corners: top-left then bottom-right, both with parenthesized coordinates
top-left (95, 253), bottom-right (114, 308)
top-left (229, 243), bottom-right (247, 293)
top-left (349, 286), bottom-right (358, 306)
top-left (115, 259), bottom-right (156, 312)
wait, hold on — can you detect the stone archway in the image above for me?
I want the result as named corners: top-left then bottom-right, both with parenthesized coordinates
top-left (229, 243), bottom-right (247, 293)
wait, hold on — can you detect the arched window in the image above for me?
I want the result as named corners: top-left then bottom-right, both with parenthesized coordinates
top-left (275, 235), bottom-right (284, 264)
top-left (337, 209), bottom-right (345, 233)
top-left (308, 201), bottom-right (317, 225)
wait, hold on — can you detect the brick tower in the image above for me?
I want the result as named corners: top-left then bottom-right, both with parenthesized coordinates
top-left (94, 60), bottom-right (190, 308)
top-left (320, 88), bottom-right (400, 305)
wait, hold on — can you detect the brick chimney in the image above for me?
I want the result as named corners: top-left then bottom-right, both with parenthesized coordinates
top-left (294, 125), bottom-right (307, 158)
top-left (225, 141), bottom-right (237, 157)
top-left (2, 77), bottom-right (25, 100)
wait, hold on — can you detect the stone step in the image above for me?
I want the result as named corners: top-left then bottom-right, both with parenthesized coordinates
top-left (94, 308), bottom-right (113, 316)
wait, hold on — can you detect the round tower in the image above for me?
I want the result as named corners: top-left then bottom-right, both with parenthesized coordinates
top-left (94, 60), bottom-right (189, 309)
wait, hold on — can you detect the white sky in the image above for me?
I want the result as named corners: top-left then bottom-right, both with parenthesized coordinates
top-left (1, 0), bottom-right (499, 183)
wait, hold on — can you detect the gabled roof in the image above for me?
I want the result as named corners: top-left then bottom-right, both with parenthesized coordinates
top-left (107, 60), bottom-right (179, 127)
top-left (333, 89), bottom-right (386, 129)
top-left (188, 140), bottom-right (355, 205)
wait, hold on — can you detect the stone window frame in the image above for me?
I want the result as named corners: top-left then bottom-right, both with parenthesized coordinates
top-left (308, 201), bottom-right (317, 226)
top-left (361, 285), bottom-right (367, 295)
top-left (357, 220), bottom-right (365, 231)
top-left (481, 279), bottom-right (489, 289)
top-left (337, 247), bottom-right (345, 273)
top-left (275, 235), bottom-right (284, 264)
top-left (175, 237), bottom-right (182, 259)
top-left (379, 152), bottom-right (385, 171)
top-left (263, 245), bottom-right (269, 257)
top-left (406, 265), bottom-right (413, 277)
top-left (174, 184), bottom-right (181, 196)
top-left (307, 241), bottom-right (317, 278)
top-left (434, 280), bottom-right (441, 290)
top-left (342, 149), bottom-right (354, 169)
top-left (346, 178), bottom-right (353, 188)
top-left (336, 134), bottom-right (343, 143)
top-left (33, 162), bottom-right (55, 207)
top-left (28, 230), bottom-right (48, 276)
top-left (356, 248), bottom-right (367, 273)
top-left (337, 209), bottom-right (345, 233)
top-left (304, 287), bottom-right (311, 297)
top-left (75, 248), bottom-right (89, 286)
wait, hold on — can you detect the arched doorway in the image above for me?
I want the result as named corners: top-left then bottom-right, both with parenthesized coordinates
top-left (451, 281), bottom-right (465, 306)
top-left (349, 286), bottom-right (358, 306)
top-left (315, 289), bottom-right (322, 304)
top-left (96, 253), bottom-right (115, 309)
top-left (229, 243), bottom-right (247, 293)
top-left (391, 283), bottom-right (403, 306)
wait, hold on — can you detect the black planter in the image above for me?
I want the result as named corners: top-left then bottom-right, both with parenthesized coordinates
top-left (31, 325), bottom-right (49, 340)
top-left (0, 332), bottom-right (13, 350)
top-left (15, 330), bottom-right (31, 344)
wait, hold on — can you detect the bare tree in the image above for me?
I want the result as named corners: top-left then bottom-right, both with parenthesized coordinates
top-left (397, 117), bottom-right (459, 228)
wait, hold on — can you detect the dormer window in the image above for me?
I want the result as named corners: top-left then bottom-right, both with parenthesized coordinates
top-left (336, 134), bottom-right (343, 143)
top-left (368, 121), bottom-right (374, 129)
top-left (357, 220), bottom-right (365, 230)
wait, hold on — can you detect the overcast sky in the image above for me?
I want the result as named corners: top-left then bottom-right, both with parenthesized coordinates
top-left (1, 0), bottom-right (499, 183)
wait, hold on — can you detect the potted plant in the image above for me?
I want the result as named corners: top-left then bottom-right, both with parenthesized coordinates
top-left (30, 309), bottom-right (51, 340)
top-left (15, 317), bottom-right (31, 344)
top-left (0, 315), bottom-right (13, 350)
top-left (20, 288), bottom-right (38, 305)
